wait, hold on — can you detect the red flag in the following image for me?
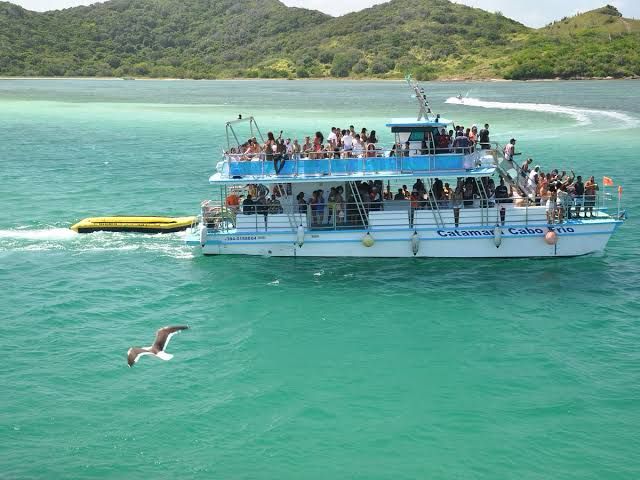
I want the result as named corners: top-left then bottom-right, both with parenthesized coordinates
top-left (603, 176), bottom-right (614, 187)
top-left (618, 185), bottom-right (623, 197)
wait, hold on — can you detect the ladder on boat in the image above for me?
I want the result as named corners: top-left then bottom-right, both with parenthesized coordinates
top-left (273, 184), bottom-right (300, 232)
top-left (475, 177), bottom-right (490, 226)
top-left (427, 179), bottom-right (445, 228)
top-left (492, 144), bottom-right (535, 201)
top-left (348, 181), bottom-right (369, 229)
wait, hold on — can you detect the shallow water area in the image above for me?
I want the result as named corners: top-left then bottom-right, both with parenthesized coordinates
top-left (1, 79), bottom-right (639, 479)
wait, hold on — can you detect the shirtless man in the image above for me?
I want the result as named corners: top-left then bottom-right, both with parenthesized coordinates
top-left (584, 176), bottom-right (599, 218)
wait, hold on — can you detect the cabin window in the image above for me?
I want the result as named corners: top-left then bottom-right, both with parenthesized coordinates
top-left (408, 130), bottom-right (426, 141)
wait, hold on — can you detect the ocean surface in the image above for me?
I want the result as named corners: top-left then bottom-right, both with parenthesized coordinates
top-left (1, 79), bottom-right (639, 479)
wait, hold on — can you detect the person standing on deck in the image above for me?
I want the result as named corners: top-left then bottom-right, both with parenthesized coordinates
top-left (264, 131), bottom-right (276, 165)
top-left (546, 184), bottom-right (557, 224)
top-left (528, 165), bottom-right (540, 190)
top-left (573, 175), bottom-right (585, 218)
top-left (453, 129), bottom-right (470, 154)
top-left (292, 139), bottom-right (301, 160)
top-left (302, 136), bottom-right (312, 156)
top-left (312, 132), bottom-right (324, 159)
top-left (494, 178), bottom-right (510, 203)
top-left (503, 138), bottom-right (520, 163)
top-left (242, 194), bottom-right (256, 215)
top-left (342, 129), bottom-right (353, 157)
top-left (352, 134), bottom-right (364, 157)
top-left (452, 179), bottom-right (464, 227)
top-left (366, 142), bottom-right (376, 158)
top-left (317, 190), bottom-right (326, 224)
top-left (478, 124), bottom-right (490, 149)
top-left (328, 127), bottom-right (338, 148)
top-left (297, 192), bottom-right (307, 214)
top-left (469, 125), bottom-right (478, 144)
top-left (584, 176), bottom-right (599, 218)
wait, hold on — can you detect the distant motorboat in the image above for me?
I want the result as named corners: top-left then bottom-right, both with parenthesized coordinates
top-left (455, 91), bottom-right (470, 104)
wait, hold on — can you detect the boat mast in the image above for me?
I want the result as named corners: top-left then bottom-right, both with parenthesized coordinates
top-left (405, 74), bottom-right (433, 121)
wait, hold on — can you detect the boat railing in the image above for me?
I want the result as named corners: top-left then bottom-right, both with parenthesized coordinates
top-left (205, 192), bottom-right (620, 234)
top-left (217, 145), bottom-right (495, 179)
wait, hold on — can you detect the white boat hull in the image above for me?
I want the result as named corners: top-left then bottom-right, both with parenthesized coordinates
top-left (187, 220), bottom-right (619, 258)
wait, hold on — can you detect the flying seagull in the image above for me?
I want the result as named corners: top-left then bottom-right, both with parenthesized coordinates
top-left (127, 326), bottom-right (189, 367)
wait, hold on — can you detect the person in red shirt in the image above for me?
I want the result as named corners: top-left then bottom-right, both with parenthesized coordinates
top-left (226, 192), bottom-right (240, 208)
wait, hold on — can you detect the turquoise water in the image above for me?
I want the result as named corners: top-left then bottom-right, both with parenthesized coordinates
top-left (1, 79), bottom-right (639, 478)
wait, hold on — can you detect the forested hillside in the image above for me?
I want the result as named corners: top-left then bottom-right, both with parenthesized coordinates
top-left (0, 0), bottom-right (638, 80)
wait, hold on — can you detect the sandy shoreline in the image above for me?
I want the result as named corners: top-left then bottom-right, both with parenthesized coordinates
top-left (0, 76), bottom-right (637, 82)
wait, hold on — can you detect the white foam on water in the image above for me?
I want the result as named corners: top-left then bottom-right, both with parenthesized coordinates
top-left (0, 227), bottom-right (194, 258)
top-left (0, 228), bottom-right (77, 241)
top-left (445, 97), bottom-right (639, 128)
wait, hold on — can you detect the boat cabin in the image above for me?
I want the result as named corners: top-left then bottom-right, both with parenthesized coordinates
top-left (386, 117), bottom-right (452, 156)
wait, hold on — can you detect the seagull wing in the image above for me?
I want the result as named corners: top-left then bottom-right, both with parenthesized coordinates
top-left (152, 325), bottom-right (189, 353)
top-left (127, 347), bottom-right (153, 367)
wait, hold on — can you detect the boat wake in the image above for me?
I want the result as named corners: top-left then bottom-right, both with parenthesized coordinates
top-left (445, 97), bottom-right (638, 128)
top-left (0, 227), bottom-right (193, 259)
top-left (0, 227), bottom-right (77, 241)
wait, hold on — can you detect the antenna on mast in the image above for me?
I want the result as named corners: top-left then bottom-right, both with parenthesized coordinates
top-left (405, 74), bottom-right (432, 121)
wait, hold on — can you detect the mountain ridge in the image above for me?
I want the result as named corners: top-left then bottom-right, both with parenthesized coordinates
top-left (0, 0), bottom-right (638, 80)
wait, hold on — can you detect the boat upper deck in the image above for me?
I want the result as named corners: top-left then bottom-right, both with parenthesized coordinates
top-left (211, 75), bottom-right (502, 185)
top-left (210, 148), bottom-right (498, 185)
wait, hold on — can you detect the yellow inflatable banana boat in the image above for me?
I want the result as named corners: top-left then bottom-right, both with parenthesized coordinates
top-left (70, 216), bottom-right (196, 234)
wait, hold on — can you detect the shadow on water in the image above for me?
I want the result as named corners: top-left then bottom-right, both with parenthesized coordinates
top-left (189, 251), bottom-right (626, 300)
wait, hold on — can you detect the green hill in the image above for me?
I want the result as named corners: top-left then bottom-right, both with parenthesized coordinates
top-left (0, 0), bottom-right (638, 80)
top-left (544, 5), bottom-right (640, 36)
top-left (503, 5), bottom-right (640, 79)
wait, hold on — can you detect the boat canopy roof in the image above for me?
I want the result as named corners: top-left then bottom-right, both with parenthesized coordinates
top-left (385, 117), bottom-right (452, 129)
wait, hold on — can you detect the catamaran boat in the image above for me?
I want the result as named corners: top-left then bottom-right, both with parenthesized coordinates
top-left (185, 78), bottom-right (624, 257)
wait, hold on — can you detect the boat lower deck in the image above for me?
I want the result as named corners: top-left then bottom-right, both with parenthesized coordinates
top-left (188, 212), bottom-right (620, 258)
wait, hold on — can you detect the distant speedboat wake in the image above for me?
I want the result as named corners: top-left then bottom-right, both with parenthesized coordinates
top-left (445, 96), bottom-right (637, 127)
top-left (127, 326), bottom-right (189, 367)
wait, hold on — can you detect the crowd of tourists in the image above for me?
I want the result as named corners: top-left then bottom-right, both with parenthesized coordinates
top-left (230, 126), bottom-right (382, 174)
top-left (227, 123), bottom-right (496, 174)
top-left (515, 159), bottom-right (601, 222)
top-left (221, 122), bottom-right (602, 225)
top-left (225, 166), bottom-right (601, 227)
